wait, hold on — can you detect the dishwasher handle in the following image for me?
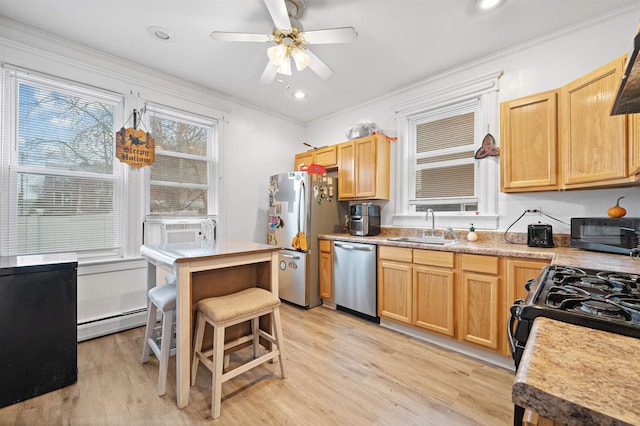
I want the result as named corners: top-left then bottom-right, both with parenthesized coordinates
top-left (334, 242), bottom-right (375, 252)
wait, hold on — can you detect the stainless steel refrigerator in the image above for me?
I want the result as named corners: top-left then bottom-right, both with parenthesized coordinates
top-left (268, 172), bottom-right (345, 308)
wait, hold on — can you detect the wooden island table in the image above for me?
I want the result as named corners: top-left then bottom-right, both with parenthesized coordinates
top-left (140, 239), bottom-right (280, 409)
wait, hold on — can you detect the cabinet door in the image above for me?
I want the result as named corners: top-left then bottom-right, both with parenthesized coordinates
top-left (459, 272), bottom-right (499, 350)
top-left (378, 260), bottom-right (412, 323)
top-left (354, 136), bottom-right (377, 198)
top-left (337, 141), bottom-right (356, 199)
top-left (629, 113), bottom-right (640, 177)
top-left (294, 151), bottom-right (314, 171)
top-left (319, 241), bottom-right (333, 300)
top-left (502, 258), bottom-right (550, 355)
top-left (413, 265), bottom-right (455, 336)
top-left (561, 56), bottom-right (628, 187)
top-left (500, 90), bottom-right (559, 192)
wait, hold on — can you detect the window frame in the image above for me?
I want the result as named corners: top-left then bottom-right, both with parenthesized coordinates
top-left (391, 71), bottom-right (502, 230)
top-left (1, 66), bottom-right (127, 259)
top-left (144, 103), bottom-right (218, 219)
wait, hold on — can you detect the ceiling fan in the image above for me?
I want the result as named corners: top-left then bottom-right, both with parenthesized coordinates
top-left (210, 0), bottom-right (358, 85)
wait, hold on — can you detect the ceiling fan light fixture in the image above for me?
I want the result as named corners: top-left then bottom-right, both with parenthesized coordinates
top-left (291, 47), bottom-right (310, 71)
top-left (267, 44), bottom-right (287, 65)
top-left (277, 56), bottom-right (292, 76)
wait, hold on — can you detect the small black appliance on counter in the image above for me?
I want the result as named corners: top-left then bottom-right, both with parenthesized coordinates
top-left (527, 223), bottom-right (553, 248)
top-left (349, 203), bottom-right (380, 236)
top-left (570, 217), bottom-right (640, 255)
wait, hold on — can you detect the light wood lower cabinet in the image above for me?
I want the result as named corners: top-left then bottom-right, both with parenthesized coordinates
top-left (319, 240), bottom-right (333, 301)
top-left (377, 247), bottom-right (550, 356)
top-left (378, 246), bottom-right (413, 323)
top-left (458, 254), bottom-right (500, 350)
top-left (413, 250), bottom-right (455, 337)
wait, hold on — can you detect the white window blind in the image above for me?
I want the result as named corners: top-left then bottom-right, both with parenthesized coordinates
top-left (1, 69), bottom-right (124, 257)
top-left (410, 100), bottom-right (479, 212)
top-left (147, 105), bottom-right (216, 216)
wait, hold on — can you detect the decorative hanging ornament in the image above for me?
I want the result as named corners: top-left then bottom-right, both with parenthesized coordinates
top-left (474, 132), bottom-right (500, 159)
top-left (115, 108), bottom-right (155, 168)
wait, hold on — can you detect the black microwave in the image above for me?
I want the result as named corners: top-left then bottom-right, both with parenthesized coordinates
top-left (570, 217), bottom-right (640, 255)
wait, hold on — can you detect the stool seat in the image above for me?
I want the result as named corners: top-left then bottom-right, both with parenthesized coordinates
top-left (191, 287), bottom-right (286, 420)
top-left (148, 283), bottom-right (177, 311)
top-left (142, 282), bottom-right (177, 397)
top-left (195, 287), bottom-right (280, 323)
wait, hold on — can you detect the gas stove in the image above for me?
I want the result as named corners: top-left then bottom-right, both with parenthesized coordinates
top-left (509, 264), bottom-right (640, 426)
top-left (513, 265), bottom-right (640, 340)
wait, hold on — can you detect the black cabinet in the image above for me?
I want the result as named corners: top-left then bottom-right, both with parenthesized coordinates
top-left (0, 254), bottom-right (77, 408)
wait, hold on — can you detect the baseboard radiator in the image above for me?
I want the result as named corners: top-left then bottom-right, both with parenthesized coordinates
top-left (77, 308), bottom-right (148, 342)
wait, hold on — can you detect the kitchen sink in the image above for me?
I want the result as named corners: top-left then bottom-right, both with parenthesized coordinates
top-left (386, 236), bottom-right (461, 246)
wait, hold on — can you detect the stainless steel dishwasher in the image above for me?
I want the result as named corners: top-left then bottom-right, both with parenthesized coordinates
top-left (332, 241), bottom-right (377, 319)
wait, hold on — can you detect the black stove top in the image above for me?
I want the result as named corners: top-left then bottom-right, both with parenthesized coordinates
top-left (518, 265), bottom-right (640, 338)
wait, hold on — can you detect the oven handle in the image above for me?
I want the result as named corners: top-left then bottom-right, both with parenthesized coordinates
top-left (508, 299), bottom-right (523, 356)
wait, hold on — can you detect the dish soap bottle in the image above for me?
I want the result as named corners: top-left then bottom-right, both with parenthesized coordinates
top-left (467, 223), bottom-right (478, 242)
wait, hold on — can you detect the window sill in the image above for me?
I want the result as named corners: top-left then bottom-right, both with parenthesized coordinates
top-left (391, 214), bottom-right (498, 230)
top-left (78, 256), bottom-right (147, 276)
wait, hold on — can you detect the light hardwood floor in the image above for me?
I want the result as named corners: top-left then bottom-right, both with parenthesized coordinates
top-left (0, 305), bottom-right (515, 425)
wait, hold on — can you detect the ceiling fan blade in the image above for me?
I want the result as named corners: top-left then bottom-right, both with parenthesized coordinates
top-left (210, 32), bottom-right (273, 43)
top-left (307, 50), bottom-right (334, 80)
top-left (259, 61), bottom-right (279, 85)
top-left (263, 0), bottom-right (292, 32)
top-left (301, 27), bottom-right (358, 44)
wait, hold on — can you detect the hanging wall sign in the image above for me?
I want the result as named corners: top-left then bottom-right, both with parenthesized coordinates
top-left (115, 108), bottom-right (155, 168)
top-left (116, 127), bottom-right (155, 168)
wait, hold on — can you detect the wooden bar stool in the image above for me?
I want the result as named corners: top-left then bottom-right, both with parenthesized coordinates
top-left (191, 287), bottom-right (286, 419)
top-left (141, 280), bottom-right (177, 396)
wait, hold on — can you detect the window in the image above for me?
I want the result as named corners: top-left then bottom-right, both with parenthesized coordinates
top-left (410, 101), bottom-right (479, 213)
top-left (1, 68), bottom-right (124, 258)
top-left (392, 71), bottom-right (501, 229)
top-left (146, 105), bottom-right (217, 217)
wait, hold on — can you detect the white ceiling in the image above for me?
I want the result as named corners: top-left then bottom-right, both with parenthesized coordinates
top-left (0, 0), bottom-right (638, 123)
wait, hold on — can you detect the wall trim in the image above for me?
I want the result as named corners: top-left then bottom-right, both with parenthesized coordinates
top-left (77, 309), bottom-right (147, 342)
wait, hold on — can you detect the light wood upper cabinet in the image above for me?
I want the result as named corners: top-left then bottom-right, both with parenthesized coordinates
top-left (413, 250), bottom-right (455, 337)
top-left (294, 145), bottom-right (338, 171)
top-left (560, 55), bottom-right (628, 188)
top-left (378, 246), bottom-right (413, 323)
top-left (500, 90), bottom-right (559, 192)
top-left (338, 134), bottom-right (390, 200)
top-left (319, 240), bottom-right (333, 301)
top-left (458, 254), bottom-right (500, 350)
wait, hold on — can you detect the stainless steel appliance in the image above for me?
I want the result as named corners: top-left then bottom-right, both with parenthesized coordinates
top-left (268, 172), bottom-right (344, 308)
top-left (570, 217), bottom-right (640, 255)
top-left (332, 241), bottom-right (378, 320)
top-left (349, 203), bottom-right (380, 236)
top-left (508, 264), bottom-right (640, 425)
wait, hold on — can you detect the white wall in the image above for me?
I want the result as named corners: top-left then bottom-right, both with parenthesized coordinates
top-left (303, 7), bottom-right (640, 236)
top-left (0, 18), bottom-right (304, 328)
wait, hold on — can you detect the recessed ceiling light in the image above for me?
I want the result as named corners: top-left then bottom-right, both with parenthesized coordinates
top-left (293, 91), bottom-right (307, 99)
top-left (147, 26), bottom-right (175, 42)
top-left (473, 0), bottom-right (506, 12)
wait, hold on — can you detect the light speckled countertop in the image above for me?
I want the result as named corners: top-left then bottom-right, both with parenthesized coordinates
top-left (320, 228), bottom-right (640, 274)
top-left (513, 317), bottom-right (640, 425)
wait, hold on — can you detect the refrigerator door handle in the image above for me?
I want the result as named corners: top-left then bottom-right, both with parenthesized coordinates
top-left (298, 179), bottom-right (305, 235)
top-left (279, 251), bottom-right (302, 260)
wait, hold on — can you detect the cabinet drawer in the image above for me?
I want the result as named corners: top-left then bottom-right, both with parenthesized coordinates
top-left (461, 254), bottom-right (499, 274)
top-left (413, 249), bottom-right (454, 268)
top-left (319, 239), bottom-right (331, 252)
top-left (314, 146), bottom-right (338, 167)
top-left (379, 246), bottom-right (412, 262)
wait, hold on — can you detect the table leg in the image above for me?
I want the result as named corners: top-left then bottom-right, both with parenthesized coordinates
top-left (176, 266), bottom-right (191, 409)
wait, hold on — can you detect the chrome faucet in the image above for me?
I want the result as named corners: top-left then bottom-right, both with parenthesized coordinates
top-left (425, 209), bottom-right (435, 236)
top-left (446, 227), bottom-right (460, 242)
